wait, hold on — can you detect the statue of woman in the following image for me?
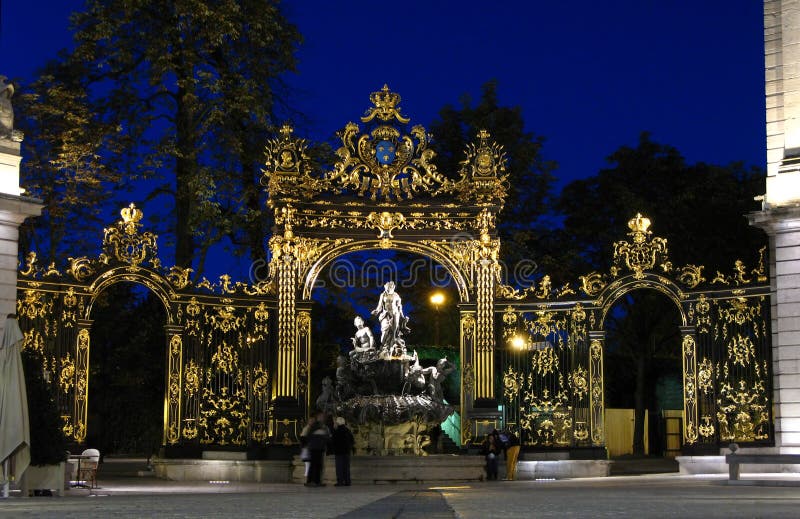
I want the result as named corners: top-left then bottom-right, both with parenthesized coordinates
top-left (370, 281), bottom-right (410, 350)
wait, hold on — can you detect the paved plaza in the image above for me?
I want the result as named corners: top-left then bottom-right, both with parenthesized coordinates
top-left (2, 469), bottom-right (800, 518)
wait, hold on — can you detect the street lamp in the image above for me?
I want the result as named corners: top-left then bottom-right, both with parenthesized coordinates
top-left (430, 292), bottom-right (445, 345)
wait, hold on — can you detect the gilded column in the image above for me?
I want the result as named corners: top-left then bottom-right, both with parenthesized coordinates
top-left (274, 236), bottom-right (299, 400)
top-left (163, 325), bottom-right (183, 446)
top-left (588, 331), bottom-right (605, 447)
top-left (474, 238), bottom-right (497, 403)
top-left (73, 319), bottom-right (92, 444)
top-left (460, 310), bottom-right (476, 445)
top-left (680, 325), bottom-right (699, 446)
top-left (296, 309), bottom-right (312, 412)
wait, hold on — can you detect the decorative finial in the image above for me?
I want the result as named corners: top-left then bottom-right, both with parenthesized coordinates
top-left (627, 213), bottom-right (651, 240)
top-left (361, 84), bottom-right (410, 124)
top-left (279, 123), bottom-right (294, 137)
top-left (121, 203), bottom-right (143, 224)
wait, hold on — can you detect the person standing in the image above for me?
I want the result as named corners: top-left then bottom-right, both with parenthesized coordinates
top-left (304, 413), bottom-right (330, 487)
top-left (332, 417), bottom-right (354, 486)
top-left (502, 429), bottom-right (521, 481)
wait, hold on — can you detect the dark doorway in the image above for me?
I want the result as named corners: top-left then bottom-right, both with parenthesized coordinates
top-left (86, 283), bottom-right (166, 457)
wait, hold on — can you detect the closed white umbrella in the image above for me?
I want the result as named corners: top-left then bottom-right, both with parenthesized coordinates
top-left (0, 316), bottom-right (30, 498)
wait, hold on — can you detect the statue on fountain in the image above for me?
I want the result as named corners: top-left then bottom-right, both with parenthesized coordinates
top-left (318, 281), bottom-right (455, 455)
top-left (371, 281), bottom-right (411, 357)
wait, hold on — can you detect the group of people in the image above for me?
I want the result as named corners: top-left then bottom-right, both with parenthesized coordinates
top-left (299, 412), bottom-right (355, 487)
top-left (482, 429), bottom-right (521, 481)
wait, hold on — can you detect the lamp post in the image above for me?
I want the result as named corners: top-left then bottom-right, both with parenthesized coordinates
top-left (430, 292), bottom-right (445, 346)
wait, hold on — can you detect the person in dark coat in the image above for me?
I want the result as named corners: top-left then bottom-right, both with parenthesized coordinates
top-left (331, 417), bottom-right (355, 486)
top-left (304, 412), bottom-right (330, 487)
top-left (482, 433), bottom-right (501, 481)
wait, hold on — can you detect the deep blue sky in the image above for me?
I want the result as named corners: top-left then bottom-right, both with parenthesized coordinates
top-left (0, 1), bottom-right (766, 278)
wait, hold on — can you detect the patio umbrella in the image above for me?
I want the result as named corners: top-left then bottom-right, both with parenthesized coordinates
top-left (0, 316), bottom-right (29, 498)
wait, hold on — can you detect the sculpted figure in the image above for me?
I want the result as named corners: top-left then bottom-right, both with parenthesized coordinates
top-left (370, 281), bottom-right (410, 350)
top-left (315, 376), bottom-right (335, 411)
top-left (350, 315), bottom-right (375, 357)
top-left (0, 77), bottom-right (14, 136)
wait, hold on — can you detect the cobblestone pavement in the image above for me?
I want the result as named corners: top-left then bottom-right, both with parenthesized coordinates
top-left (2, 474), bottom-right (800, 518)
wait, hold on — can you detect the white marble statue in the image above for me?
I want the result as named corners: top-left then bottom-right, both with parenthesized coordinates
top-left (0, 77), bottom-right (14, 137)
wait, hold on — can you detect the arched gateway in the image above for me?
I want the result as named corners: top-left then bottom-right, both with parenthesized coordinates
top-left (17, 87), bottom-right (773, 458)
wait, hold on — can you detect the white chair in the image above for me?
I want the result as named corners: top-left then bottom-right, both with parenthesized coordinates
top-left (78, 449), bottom-right (100, 489)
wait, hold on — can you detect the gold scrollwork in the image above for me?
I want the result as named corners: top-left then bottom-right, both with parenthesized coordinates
top-left (252, 364), bottom-right (269, 399)
top-left (211, 341), bottom-right (238, 374)
top-left (678, 264), bottom-right (705, 288)
top-left (59, 353), bottom-right (75, 393)
top-left (326, 86), bottom-right (447, 201)
top-left (698, 357), bottom-right (714, 394)
top-left (102, 203), bottom-right (159, 267)
top-left (612, 213), bottom-right (668, 279)
top-left (184, 360), bottom-right (200, 397)
top-left (438, 129), bottom-right (509, 204)
top-left (569, 365), bottom-right (589, 400)
top-left (503, 365), bottom-right (522, 400)
top-left (167, 266), bottom-right (193, 289)
top-left (728, 334), bottom-right (755, 368)
top-left (297, 311), bottom-right (311, 336)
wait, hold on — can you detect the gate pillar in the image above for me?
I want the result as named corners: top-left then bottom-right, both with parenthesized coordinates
top-left (72, 319), bottom-right (92, 445)
top-left (269, 230), bottom-right (306, 444)
top-left (680, 325), bottom-right (700, 448)
top-left (588, 331), bottom-right (606, 447)
top-left (163, 325), bottom-right (183, 446)
top-left (464, 234), bottom-right (502, 443)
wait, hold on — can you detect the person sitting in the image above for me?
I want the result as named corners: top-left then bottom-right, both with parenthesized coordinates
top-left (482, 433), bottom-right (501, 481)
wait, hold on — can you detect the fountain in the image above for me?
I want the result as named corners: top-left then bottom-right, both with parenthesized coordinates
top-left (316, 281), bottom-right (455, 456)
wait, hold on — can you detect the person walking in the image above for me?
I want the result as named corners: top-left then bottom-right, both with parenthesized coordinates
top-left (502, 429), bottom-right (521, 480)
top-left (299, 416), bottom-right (316, 481)
top-left (304, 412), bottom-right (330, 487)
top-left (331, 417), bottom-right (354, 486)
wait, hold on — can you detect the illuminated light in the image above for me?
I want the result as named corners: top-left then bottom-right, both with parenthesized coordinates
top-left (430, 292), bottom-right (445, 306)
top-left (428, 485), bottom-right (471, 490)
top-left (511, 335), bottom-right (526, 349)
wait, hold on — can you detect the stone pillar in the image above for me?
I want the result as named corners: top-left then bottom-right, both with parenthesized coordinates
top-left (0, 132), bottom-right (43, 336)
top-left (747, 0), bottom-right (800, 454)
top-left (749, 209), bottom-right (800, 453)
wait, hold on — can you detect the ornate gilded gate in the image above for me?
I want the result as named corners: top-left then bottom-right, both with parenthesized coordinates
top-left (17, 204), bottom-right (275, 450)
top-left (17, 86), bottom-right (773, 455)
top-left (496, 214), bottom-right (772, 451)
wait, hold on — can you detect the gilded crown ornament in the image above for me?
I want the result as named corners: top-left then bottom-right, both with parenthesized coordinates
top-left (612, 212), bottom-right (668, 279)
top-left (627, 213), bottom-right (651, 242)
top-left (120, 203), bottom-right (144, 234)
top-left (361, 84), bottom-right (410, 124)
top-left (102, 202), bottom-right (159, 267)
top-left (326, 86), bottom-right (447, 201)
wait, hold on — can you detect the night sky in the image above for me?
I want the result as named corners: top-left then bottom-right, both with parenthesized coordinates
top-left (0, 1), bottom-right (767, 278)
